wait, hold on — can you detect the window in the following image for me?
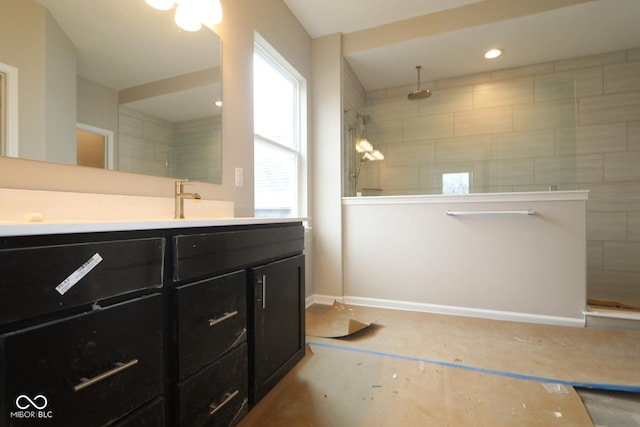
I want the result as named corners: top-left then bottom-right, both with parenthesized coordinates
top-left (253, 36), bottom-right (306, 218)
top-left (443, 172), bottom-right (470, 195)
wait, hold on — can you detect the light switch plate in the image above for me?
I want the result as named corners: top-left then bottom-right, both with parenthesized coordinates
top-left (235, 167), bottom-right (244, 187)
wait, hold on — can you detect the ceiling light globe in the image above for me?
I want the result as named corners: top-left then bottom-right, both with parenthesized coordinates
top-left (145, 0), bottom-right (175, 11)
top-left (175, 1), bottom-right (202, 31)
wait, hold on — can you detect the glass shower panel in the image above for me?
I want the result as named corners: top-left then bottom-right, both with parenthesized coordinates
top-left (342, 74), bottom-right (577, 197)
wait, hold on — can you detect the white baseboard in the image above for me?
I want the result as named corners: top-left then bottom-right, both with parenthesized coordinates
top-left (306, 294), bottom-right (585, 327)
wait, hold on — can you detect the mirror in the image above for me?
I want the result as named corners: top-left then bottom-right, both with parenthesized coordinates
top-left (0, 0), bottom-right (222, 184)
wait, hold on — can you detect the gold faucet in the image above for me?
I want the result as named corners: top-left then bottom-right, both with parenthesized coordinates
top-left (175, 180), bottom-right (201, 219)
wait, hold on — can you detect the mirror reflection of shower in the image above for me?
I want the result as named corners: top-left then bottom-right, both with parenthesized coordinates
top-left (350, 113), bottom-right (384, 196)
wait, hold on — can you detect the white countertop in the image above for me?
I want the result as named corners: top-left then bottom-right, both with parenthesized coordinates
top-left (0, 217), bottom-right (306, 237)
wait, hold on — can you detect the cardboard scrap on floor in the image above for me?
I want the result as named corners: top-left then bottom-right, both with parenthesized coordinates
top-left (306, 301), bottom-right (375, 338)
top-left (238, 344), bottom-right (594, 427)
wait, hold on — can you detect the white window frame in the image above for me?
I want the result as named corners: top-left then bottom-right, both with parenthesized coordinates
top-left (253, 33), bottom-right (307, 218)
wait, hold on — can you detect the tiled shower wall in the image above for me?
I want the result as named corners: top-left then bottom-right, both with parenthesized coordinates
top-left (118, 107), bottom-right (221, 184)
top-left (344, 47), bottom-right (640, 304)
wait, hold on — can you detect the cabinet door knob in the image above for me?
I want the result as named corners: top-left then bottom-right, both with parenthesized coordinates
top-left (207, 310), bottom-right (239, 327)
top-left (73, 358), bottom-right (139, 392)
top-left (209, 389), bottom-right (240, 416)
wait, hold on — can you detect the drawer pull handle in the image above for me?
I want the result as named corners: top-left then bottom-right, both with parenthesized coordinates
top-left (73, 359), bottom-right (139, 392)
top-left (209, 389), bottom-right (240, 415)
top-left (208, 311), bottom-right (239, 327)
top-left (262, 274), bottom-right (267, 309)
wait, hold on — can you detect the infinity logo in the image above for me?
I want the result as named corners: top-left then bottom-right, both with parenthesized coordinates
top-left (15, 395), bottom-right (48, 410)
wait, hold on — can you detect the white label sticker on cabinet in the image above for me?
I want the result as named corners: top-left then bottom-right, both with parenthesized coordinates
top-left (55, 253), bottom-right (103, 295)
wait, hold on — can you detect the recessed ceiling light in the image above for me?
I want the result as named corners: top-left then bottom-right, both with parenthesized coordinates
top-left (484, 48), bottom-right (503, 59)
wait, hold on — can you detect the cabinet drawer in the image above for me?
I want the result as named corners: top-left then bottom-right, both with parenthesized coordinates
top-left (0, 237), bottom-right (165, 325)
top-left (111, 397), bottom-right (164, 427)
top-left (175, 270), bottom-right (247, 380)
top-left (176, 343), bottom-right (248, 427)
top-left (0, 294), bottom-right (163, 427)
top-left (173, 225), bottom-right (304, 282)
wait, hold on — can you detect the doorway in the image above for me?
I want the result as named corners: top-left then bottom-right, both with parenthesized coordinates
top-left (76, 123), bottom-right (114, 170)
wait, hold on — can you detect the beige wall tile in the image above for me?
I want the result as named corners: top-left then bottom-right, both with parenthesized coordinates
top-left (573, 123), bottom-right (627, 154)
top-left (535, 68), bottom-right (602, 100)
top-left (587, 241), bottom-right (604, 270)
top-left (473, 78), bottom-right (533, 108)
top-left (384, 141), bottom-right (435, 166)
top-left (491, 63), bottom-right (554, 81)
top-left (403, 113), bottom-right (454, 141)
top-left (629, 48), bottom-right (640, 62)
top-left (371, 96), bottom-right (420, 122)
top-left (419, 85), bottom-right (473, 115)
top-left (587, 270), bottom-right (640, 301)
top-left (583, 182), bottom-right (640, 212)
top-left (576, 154), bottom-right (603, 183)
top-left (535, 156), bottom-right (577, 185)
top-left (534, 75), bottom-right (576, 102)
top-left (492, 129), bottom-right (554, 159)
top-left (604, 151), bottom-right (640, 182)
top-left (488, 158), bottom-right (534, 186)
top-left (366, 89), bottom-right (387, 101)
top-left (605, 61), bottom-right (640, 93)
top-left (604, 241), bottom-right (640, 272)
top-left (630, 121), bottom-right (640, 152)
top-left (587, 212), bottom-right (628, 241)
top-left (629, 212), bottom-right (640, 242)
top-left (513, 98), bottom-right (576, 131)
top-left (454, 106), bottom-right (512, 136)
top-left (379, 165), bottom-right (420, 190)
top-left (435, 135), bottom-right (491, 163)
top-left (368, 119), bottom-right (403, 144)
top-left (555, 51), bottom-right (627, 72)
top-left (118, 113), bottom-right (144, 139)
top-left (580, 91), bottom-right (640, 125)
top-left (436, 72), bottom-right (491, 90)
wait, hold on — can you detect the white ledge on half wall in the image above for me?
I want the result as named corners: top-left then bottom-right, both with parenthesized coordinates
top-left (343, 190), bottom-right (590, 205)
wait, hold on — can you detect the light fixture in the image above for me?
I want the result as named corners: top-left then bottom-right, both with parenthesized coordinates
top-left (145, 0), bottom-right (174, 10)
top-left (355, 138), bottom-right (373, 153)
top-left (145, 0), bottom-right (222, 32)
top-left (484, 48), bottom-right (503, 59)
top-left (215, 100), bottom-right (222, 107)
top-left (350, 113), bottom-right (385, 194)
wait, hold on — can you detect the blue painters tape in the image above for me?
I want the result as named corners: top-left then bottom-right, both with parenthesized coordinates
top-left (307, 340), bottom-right (640, 393)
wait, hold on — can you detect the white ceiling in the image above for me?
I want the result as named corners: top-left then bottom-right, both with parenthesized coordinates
top-left (285, 0), bottom-right (640, 91)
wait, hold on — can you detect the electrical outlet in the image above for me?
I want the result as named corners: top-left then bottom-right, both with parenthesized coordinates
top-left (235, 167), bottom-right (244, 187)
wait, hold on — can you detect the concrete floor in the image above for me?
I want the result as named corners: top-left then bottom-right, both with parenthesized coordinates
top-left (241, 303), bottom-right (640, 426)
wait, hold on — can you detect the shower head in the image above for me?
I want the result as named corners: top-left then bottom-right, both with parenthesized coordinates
top-left (407, 65), bottom-right (431, 100)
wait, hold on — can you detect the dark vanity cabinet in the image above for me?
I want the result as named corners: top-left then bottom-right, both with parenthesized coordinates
top-left (0, 221), bottom-right (305, 427)
top-left (171, 224), bottom-right (305, 426)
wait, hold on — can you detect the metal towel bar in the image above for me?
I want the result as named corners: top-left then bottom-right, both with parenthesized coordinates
top-left (446, 209), bottom-right (535, 216)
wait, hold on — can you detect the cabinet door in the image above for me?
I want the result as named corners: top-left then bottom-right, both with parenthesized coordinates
top-left (249, 255), bottom-right (305, 404)
top-left (0, 294), bottom-right (163, 427)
